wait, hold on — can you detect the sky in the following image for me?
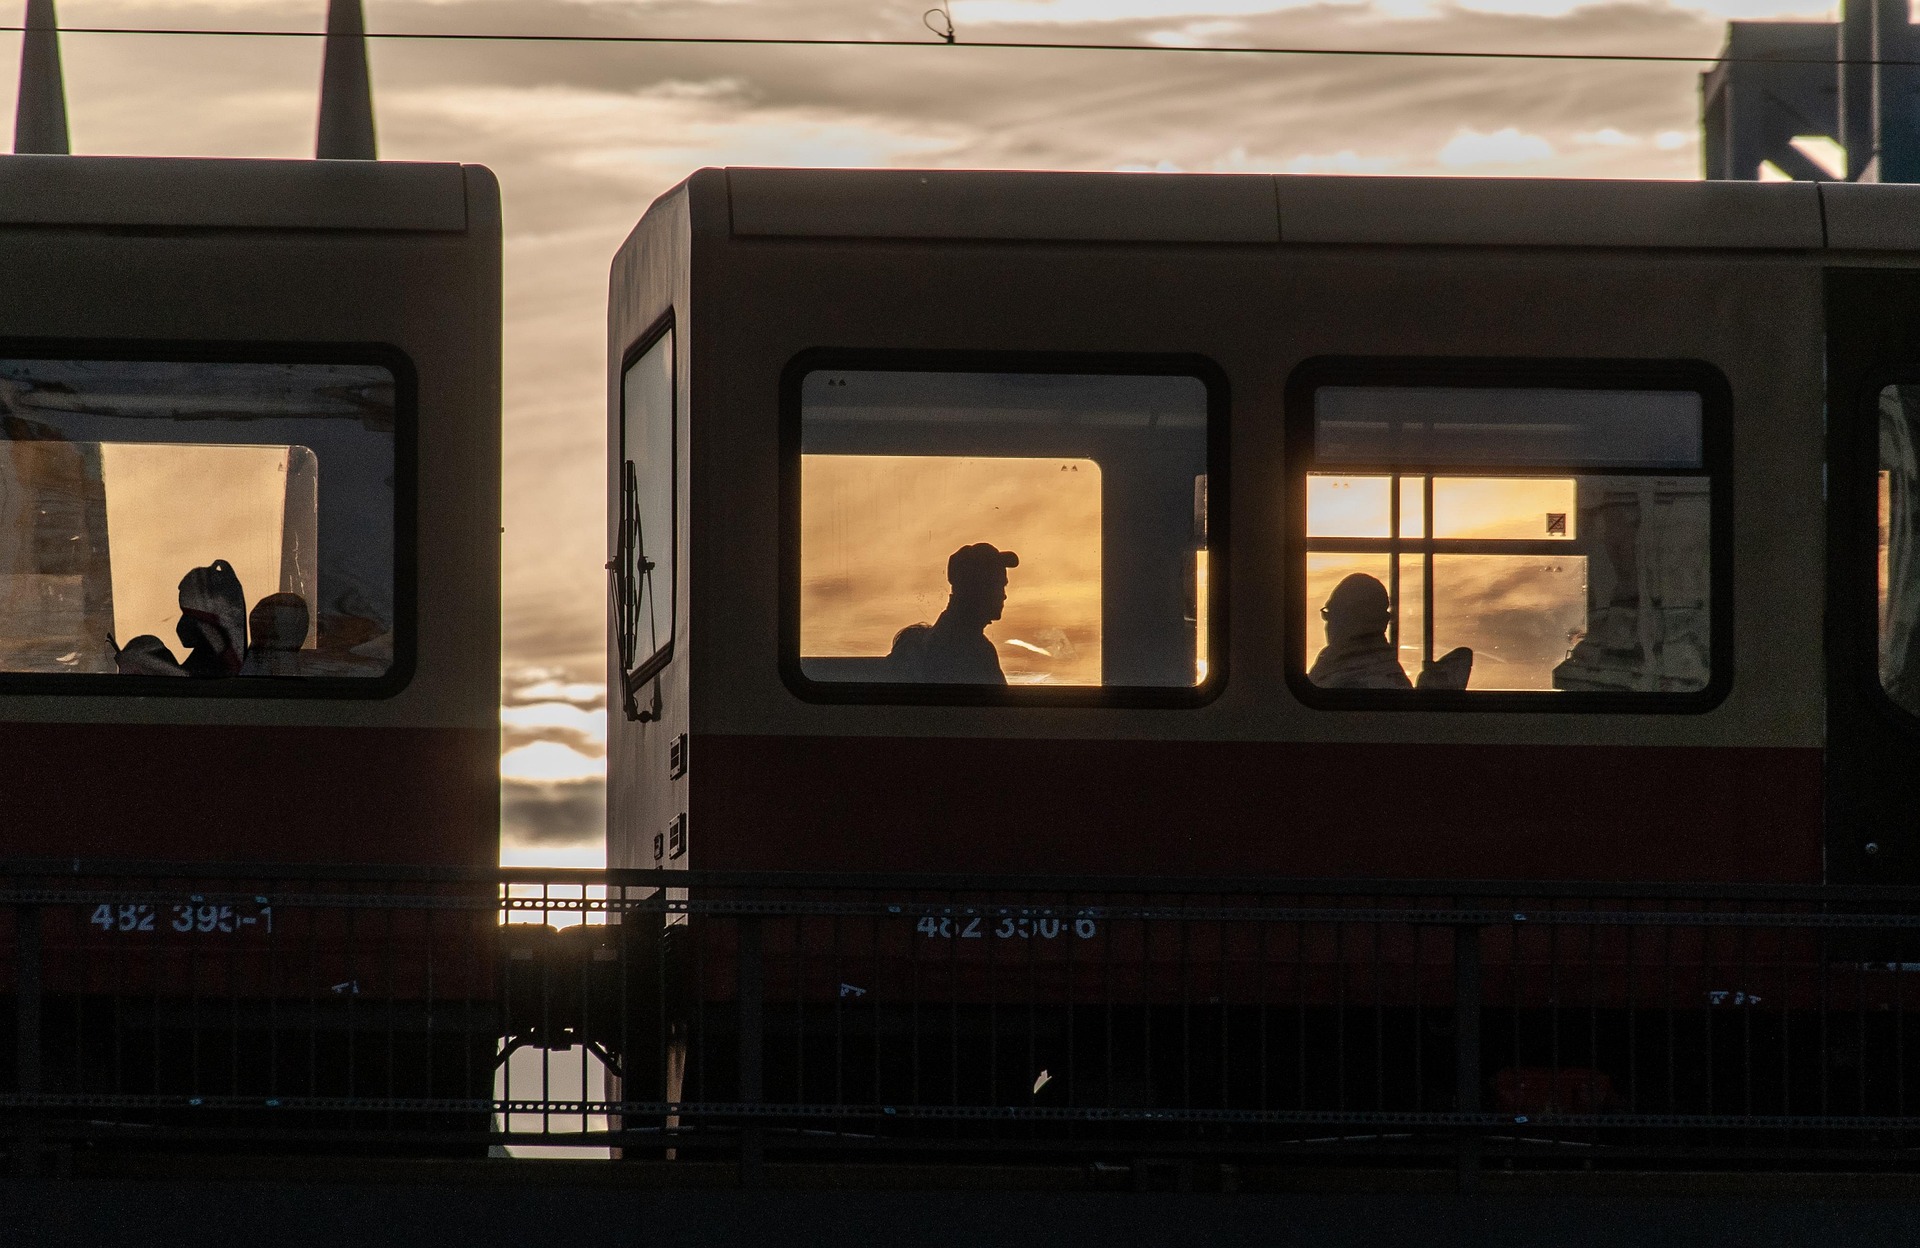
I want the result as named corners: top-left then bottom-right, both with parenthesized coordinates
top-left (1, 0), bottom-right (1844, 865)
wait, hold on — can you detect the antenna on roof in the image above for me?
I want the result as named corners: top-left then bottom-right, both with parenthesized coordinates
top-left (316, 0), bottom-right (376, 160)
top-left (14, 0), bottom-right (70, 155)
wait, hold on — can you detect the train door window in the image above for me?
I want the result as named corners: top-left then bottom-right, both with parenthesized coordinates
top-left (616, 324), bottom-right (675, 710)
top-left (1291, 366), bottom-right (1726, 705)
top-left (0, 354), bottom-right (404, 691)
top-left (787, 359), bottom-right (1221, 703)
top-left (1881, 385), bottom-right (1920, 715)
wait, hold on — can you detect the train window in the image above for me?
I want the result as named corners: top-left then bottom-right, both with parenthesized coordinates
top-left (0, 355), bottom-right (402, 688)
top-left (1295, 373), bottom-right (1720, 702)
top-left (790, 363), bottom-right (1218, 700)
top-left (1882, 385), bottom-right (1920, 716)
top-left (616, 324), bottom-right (675, 712)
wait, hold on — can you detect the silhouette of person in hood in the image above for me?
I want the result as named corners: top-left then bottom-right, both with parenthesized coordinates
top-left (112, 559), bottom-right (249, 678)
top-left (175, 560), bottom-right (249, 677)
top-left (1308, 572), bottom-right (1474, 691)
top-left (1308, 573), bottom-right (1410, 690)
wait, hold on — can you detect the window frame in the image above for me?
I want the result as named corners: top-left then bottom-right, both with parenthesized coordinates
top-left (615, 314), bottom-right (678, 720)
top-left (778, 348), bottom-right (1230, 709)
top-left (0, 336), bottom-right (417, 700)
top-left (1284, 355), bottom-right (1734, 713)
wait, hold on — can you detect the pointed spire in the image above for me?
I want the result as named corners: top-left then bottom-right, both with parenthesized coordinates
top-left (14, 0), bottom-right (69, 155)
top-left (316, 0), bottom-right (375, 160)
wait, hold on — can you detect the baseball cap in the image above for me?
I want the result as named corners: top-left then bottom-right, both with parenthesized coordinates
top-left (947, 543), bottom-right (1019, 585)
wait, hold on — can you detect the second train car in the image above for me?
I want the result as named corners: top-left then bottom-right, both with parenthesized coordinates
top-left (607, 168), bottom-right (1920, 889)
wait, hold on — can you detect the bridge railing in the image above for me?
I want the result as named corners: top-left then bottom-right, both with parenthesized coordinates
top-left (5, 862), bottom-right (1920, 1175)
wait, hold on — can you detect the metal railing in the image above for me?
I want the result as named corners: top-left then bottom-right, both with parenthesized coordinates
top-left (6, 862), bottom-right (1920, 1176)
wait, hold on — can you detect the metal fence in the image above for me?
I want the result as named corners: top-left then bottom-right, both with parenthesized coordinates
top-left (7, 862), bottom-right (1920, 1175)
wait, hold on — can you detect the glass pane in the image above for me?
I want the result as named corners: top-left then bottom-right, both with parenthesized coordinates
top-left (1317, 387), bottom-right (1703, 470)
top-left (1430, 554), bottom-right (1588, 691)
top-left (621, 329), bottom-right (674, 671)
top-left (1399, 477), bottom-right (1426, 538)
top-left (799, 369), bottom-right (1209, 689)
top-left (801, 455), bottom-right (1102, 686)
top-left (1433, 477), bottom-right (1577, 541)
top-left (1882, 386), bottom-right (1920, 713)
top-left (1194, 548), bottom-right (1210, 685)
top-left (1306, 475), bottom-right (1391, 538)
top-left (1306, 552), bottom-right (1412, 689)
top-left (0, 359), bottom-right (394, 680)
top-left (1553, 477), bottom-right (1711, 693)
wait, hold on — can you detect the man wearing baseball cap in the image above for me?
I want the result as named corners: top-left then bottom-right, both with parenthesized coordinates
top-left (920, 542), bottom-right (1019, 684)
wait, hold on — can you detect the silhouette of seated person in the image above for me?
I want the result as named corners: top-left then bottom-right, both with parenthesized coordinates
top-left (113, 633), bottom-right (187, 677)
top-left (1309, 572), bottom-right (1474, 691)
top-left (241, 592), bottom-right (310, 676)
top-left (112, 559), bottom-right (249, 678)
top-left (887, 542), bottom-right (1019, 684)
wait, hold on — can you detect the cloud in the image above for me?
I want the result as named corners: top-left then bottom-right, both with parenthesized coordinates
top-left (502, 776), bottom-right (605, 847)
top-left (501, 740), bottom-right (607, 783)
top-left (1575, 126), bottom-right (1637, 147)
top-left (509, 675), bottom-right (606, 706)
top-left (953, 0), bottom-right (1329, 22)
top-left (1281, 148), bottom-right (1402, 173)
top-left (503, 699), bottom-right (607, 745)
top-left (1437, 125), bottom-right (1555, 167)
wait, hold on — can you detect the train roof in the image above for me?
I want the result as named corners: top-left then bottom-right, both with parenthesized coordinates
top-left (0, 153), bottom-right (484, 233)
top-left (705, 166), bottom-right (1920, 253)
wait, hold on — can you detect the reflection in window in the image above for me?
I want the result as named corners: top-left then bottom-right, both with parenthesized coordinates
top-left (797, 369), bottom-right (1210, 689)
top-left (0, 359), bottom-right (395, 681)
top-left (1304, 385), bottom-right (1711, 695)
top-left (617, 328), bottom-right (674, 710)
top-left (1883, 386), bottom-right (1920, 714)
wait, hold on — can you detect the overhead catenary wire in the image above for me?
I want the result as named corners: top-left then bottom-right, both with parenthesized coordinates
top-left (0, 23), bottom-right (1910, 70)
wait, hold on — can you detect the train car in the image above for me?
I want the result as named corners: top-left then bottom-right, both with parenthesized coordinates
top-left (606, 167), bottom-right (1919, 888)
top-left (596, 169), bottom-right (1920, 1139)
top-left (0, 154), bottom-right (501, 869)
top-left (0, 155), bottom-right (502, 1139)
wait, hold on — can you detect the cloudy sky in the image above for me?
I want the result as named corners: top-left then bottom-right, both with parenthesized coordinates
top-left (6, 0), bottom-right (1839, 864)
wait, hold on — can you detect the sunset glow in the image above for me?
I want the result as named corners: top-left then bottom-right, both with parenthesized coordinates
top-left (1306, 473), bottom-right (1588, 689)
top-left (800, 454), bottom-right (1104, 685)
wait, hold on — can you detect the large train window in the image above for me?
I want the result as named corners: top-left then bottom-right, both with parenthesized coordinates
top-left (784, 356), bottom-right (1223, 704)
top-left (615, 322), bottom-right (674, 719)
top-left (1289, 361), bottom-right (1728, 707)
top-left (1882, 385), bottom-right (1920, 716)
top-left (0, 352), bottom-right (406, 692)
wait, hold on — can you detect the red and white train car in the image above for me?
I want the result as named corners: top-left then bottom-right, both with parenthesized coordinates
top-left (607, 168), bottom-right (1920, 889)
top-left (0, 154), bottom-right (501, 870)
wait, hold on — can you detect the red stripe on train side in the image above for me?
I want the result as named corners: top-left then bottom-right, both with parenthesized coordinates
top-left (0, 722), bottom-right (498, 866)
top-left (693, 736), bottom-right (1824, 882)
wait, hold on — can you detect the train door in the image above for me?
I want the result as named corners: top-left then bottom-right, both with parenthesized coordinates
top-left (1826, 268), bottom-right (1920, 883)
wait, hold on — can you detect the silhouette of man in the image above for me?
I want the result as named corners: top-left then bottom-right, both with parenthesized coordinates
top-left (1308, 572), bottom-right (1474, 691)
top-left (1308, 573), bottom-right (1410, 689)
top-left (919, 542), bottom-right (1019, 684)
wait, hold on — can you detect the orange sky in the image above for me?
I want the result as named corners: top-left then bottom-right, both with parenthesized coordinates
top-left (801, 454), bottom-right (1104, 685)
top-left (1307, 473), bottom-right (1587, 690)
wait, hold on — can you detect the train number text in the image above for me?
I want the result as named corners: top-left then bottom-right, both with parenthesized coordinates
top-left (88, 901), bottom-right (274, 936)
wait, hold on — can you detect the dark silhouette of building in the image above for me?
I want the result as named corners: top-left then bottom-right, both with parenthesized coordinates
top-left (9, 0), bottom-right (378, 160)
top-left (1703, 0), bottom-right (1920, 182)
top-left (318, 0), bottom-right (377, 160)
top-left (13, 0), bottom-right (68, 154)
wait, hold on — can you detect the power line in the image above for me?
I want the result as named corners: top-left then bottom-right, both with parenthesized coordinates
top-left (0, 23), bottom-right (1907, 69)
